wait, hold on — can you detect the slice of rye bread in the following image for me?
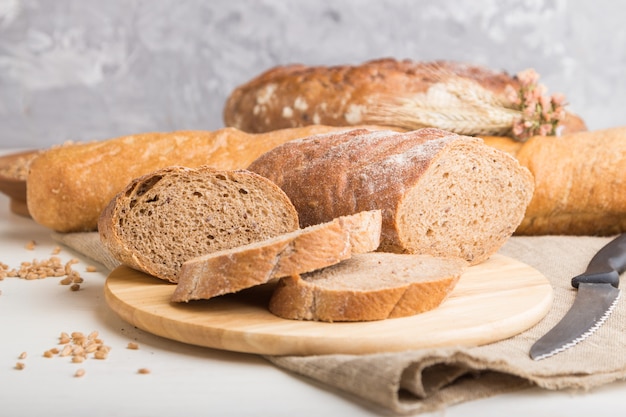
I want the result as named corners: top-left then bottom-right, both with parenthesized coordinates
top-left (248, 128), bottom-right (534, 265)
top-left (268, 252), bottom-right (469, 322)
top-left (171, 210), bottom-right (382, 302)
top-left (98, 166), bottom-right (299, 283)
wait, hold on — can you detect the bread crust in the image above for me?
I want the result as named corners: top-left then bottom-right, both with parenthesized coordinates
top-left (26, 125), bottom-right (375, 233)
top-left (268, 253), bottom-right (468, 322)
top-left (515, 127), bottom-right (626, 235)
top-left (248, 128), bottom-right (533, 264)
top-left (98, 166), bottom-right (299, 283)
top-left (224, 58), bottom-right (587, 135)
top-left (171, 210), bottom-right (382, 302)
top-left (480, 127), bottom-right (626, 235)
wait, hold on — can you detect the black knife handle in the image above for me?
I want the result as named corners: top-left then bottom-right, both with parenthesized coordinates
top-left (572, 234), bottom-right (626, 289)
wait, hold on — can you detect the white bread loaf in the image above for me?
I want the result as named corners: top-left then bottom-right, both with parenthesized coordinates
top-left (269, 253), bottom-right (468, 322)
top-left (248, 128), bottom-right (534, 265)
top-left (171, 210), bottom-right (382, 302)
top-left (98, 166), bottom-right (299, 283)
top-left (482, 127), bottom-right (626, 236)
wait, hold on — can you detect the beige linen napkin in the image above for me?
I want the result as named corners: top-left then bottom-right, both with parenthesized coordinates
top-left (54, 233), bottom-right (626, 415)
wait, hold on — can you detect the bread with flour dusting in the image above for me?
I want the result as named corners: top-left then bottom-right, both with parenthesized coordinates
top-left (224, 58), bottom-right (587, 138)
top-left (27, 125), bottom-right (379, 232)
top-left (248, 128), bottom-right (534, 265)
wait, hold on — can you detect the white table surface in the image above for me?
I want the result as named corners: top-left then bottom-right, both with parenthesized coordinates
top-left (1, 151), bottom-right (625, 417)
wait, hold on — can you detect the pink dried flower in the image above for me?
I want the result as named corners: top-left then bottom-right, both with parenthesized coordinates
top-left (512, 120), bottom-right (526, 137)
top-left (539, 94), bottom-right (552, 111)
top-left (523, 103), bottom-right (537, 118)
top-left (516, 68), bottom-right (540, 86)
top-left (551, 92), bottom-right (566, 106)
top-left (554, 105), bottom-right (566, 120)
top-left (509, 68), bottom-right (567, 141)
top-left (536, 83), bottom-right (547, 97)
top-left (539, 123), bottom-right (553, 136)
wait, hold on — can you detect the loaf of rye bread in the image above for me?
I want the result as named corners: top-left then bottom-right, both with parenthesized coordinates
top-left (223, 58), bottom-right (587, 137)
top-left (98, 166), bottom-right (299, 283)
top-left (248, 128), bottom-right (534, 265)
top-left (269, 253), bottom-right (468, 322)
top-left (27, 125), bottom-right (380, 233)
top-left (171, 210), bottom-right (382, 302)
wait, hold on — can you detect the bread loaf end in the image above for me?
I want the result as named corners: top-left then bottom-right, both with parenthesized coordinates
top-left (98, 166), bottom-right (299, 282)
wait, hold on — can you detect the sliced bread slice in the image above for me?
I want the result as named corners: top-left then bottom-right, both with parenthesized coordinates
top-left (268, 252), bottom-right (468, 322)
top-left (98, 166), bottom-right (299, 283)
top-left (171, 210), bottom-right (382, 302)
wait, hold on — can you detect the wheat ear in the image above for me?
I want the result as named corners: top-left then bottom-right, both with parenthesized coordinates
top-left (363, 77), bottom-right (522, 136)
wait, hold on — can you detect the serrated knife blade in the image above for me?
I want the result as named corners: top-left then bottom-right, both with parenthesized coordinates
top-left (530, 234), bottom-right (626, 360)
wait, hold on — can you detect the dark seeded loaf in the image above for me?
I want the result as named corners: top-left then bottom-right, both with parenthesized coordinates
top-left (98, 166), bottom-right (299, 283)
top-left (269, 253), bottom-right (468, 322)
top-left (171, 210), bottom-right (382, 302)
top-left (248, 128), bottom-right (534, 265)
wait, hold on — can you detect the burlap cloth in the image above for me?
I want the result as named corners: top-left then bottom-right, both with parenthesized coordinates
top-left (54, 233), bottom-right (626, 415)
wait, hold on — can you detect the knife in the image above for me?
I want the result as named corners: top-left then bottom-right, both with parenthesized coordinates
top-left (530, 233), bottom-right (626, 360)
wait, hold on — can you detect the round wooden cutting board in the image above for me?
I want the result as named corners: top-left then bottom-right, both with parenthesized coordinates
top-left (104, 254), bottom-right (552, 356)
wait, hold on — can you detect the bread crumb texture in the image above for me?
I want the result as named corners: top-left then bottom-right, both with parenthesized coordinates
top-left (269, 253), bottom-right (468, 322)
top-left (248, 128), bottom-right (533, 265)
top-left (99, 166), bottom-right (299, 282)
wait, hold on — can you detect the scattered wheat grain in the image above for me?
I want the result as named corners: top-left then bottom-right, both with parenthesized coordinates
top-left (59, 276), bottom-right (73, 285)
top-left (60, 345), bottom-right (73, 357)
top-left (93, 351), bottom-right (108, 360)
top-left (59, 332), bottom-right (71, 344)
top-left (64, 259), bottom-right (79, 275)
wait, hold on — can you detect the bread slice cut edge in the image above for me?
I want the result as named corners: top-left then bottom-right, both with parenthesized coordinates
top-left (268, 252), bottom-right (468, 322)
top-left (171, 210), bottom-right (382, 302)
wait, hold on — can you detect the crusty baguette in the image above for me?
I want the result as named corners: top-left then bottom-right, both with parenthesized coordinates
top-left (171, 210), bottom-right (382, 302)
top-left (248, 128), bottom-right (534, 265)
top-left (268, 253), bottom-right (468, 322)
top-left (224, 58), bottom-right (586, 137)
top-left (483, 127), bottom-right (626, 235)
top-left (98, 166), bottom-right (299, 283)
top-left (26, 125), bottom-right (380, 233)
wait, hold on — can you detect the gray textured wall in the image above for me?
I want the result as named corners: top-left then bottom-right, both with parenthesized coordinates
top-left (1, 0), bottom-right (624, 148)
